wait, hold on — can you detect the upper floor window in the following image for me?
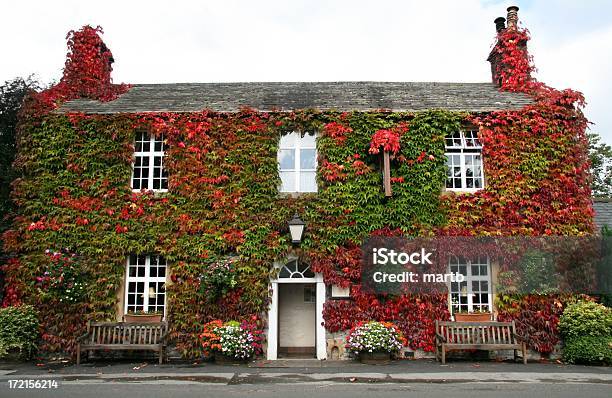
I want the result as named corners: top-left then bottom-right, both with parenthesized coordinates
top-left (132, 131), bottom-right (168, 192)
top-left (278, 132), bottom-right (317, 193)
top-left (125, 254), bottom-right (167, 317)
top-left (445, 129), bottom-right (484, 192)
top-left (448, 255), bottom-right (492, 315)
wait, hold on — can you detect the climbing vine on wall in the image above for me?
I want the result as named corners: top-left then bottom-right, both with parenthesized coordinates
top-left (1, 22), bottom-right (594, 358)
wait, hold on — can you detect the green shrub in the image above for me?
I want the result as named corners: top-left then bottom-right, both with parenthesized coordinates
top-left (0, 305), bottom-right (40, 359)
top-left (562, 335), bottom-right (612, 365)
top-left (558, 301), bottom-right (612, 340)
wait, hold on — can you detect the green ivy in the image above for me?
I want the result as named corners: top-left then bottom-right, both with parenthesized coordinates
top-left (0, 305), bottom-right (39, 359)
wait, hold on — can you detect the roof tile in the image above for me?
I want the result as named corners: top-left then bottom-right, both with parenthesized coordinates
top-left (58, 82), bottom-right (533, 114)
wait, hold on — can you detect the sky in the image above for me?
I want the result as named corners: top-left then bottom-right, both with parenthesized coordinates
top-left (1, 0), bottom-right (611, 145)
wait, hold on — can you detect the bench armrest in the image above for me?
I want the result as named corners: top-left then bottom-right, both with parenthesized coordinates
top-left (160, 331), bottom-right (170, 344)
top-left (76, 332), bottom-right (90, 343)
top-left (435, 333), bottom-right (446, 343)
top-left (512, 332), bottom-right (528, 343)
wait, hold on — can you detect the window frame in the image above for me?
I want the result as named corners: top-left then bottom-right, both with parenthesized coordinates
top-left (124, 255), bottom-right (168, 318)
top-left (444, 129), bottom-right (485, 193)
top-left (131, 131), bottom-right (169, 193)
top-left (278, 131), bottom-right (318, 193)
top-left (447, 255), bottom-right (492, 316)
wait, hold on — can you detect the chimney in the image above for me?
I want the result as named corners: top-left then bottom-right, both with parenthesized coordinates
top-left (494, 17), bottom-right (506, 33)
top-left (487, 5), bottom-right (530, 88)
top-left (506, 6), bottom-right (519, 30)
top-left (488, 16), bottom-right (506, 85)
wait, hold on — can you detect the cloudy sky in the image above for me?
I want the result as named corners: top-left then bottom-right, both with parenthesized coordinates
top-left (2, 0), bottom-right (610, 145)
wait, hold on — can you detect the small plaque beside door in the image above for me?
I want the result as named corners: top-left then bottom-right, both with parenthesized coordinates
top-left (331, 285), bottom-right (350, 298)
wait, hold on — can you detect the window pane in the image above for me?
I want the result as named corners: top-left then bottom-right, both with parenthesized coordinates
top-left (445, 131), bottom-right (462, 148)
top-left (299, 171), bottom-right (317, 192)
top-left (301, 133), bottom-right (316, 147)
top-left (300, 149), bottom-right (316, 169)
top-left (280, 171), bottom-right (296, 192)
top-left (464, 130), bottom-right (481, 148)
top-left (154, 137), bottom-right (165, 152)
top-left (278, 149), bottom-right (295, 170)
top-left (279, 132), bottom-right (298, 147)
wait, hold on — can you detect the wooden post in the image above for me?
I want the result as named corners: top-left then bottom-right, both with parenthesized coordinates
top-left (383, 150), bottom-right (392, 197)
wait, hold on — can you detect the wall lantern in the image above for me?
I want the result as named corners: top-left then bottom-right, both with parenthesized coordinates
top-left (288, 213), bottom-right (306, 244)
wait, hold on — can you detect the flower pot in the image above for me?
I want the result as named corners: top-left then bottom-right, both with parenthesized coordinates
top-left (124, 314), bottom-right (163, 323)
top-left (454, 313), bottom-right (492, 322)
top-left (214, 353), bottom-right (250, 365)
top-left (358, 351), bottom-right (392, 364)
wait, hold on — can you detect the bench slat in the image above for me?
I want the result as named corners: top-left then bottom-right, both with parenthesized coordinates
top-left (443, 343), bottom-right (522, 350)
top-left (80, 344), bottom-right (163, 350)
top-left (437, 321), bottom-right (512, 327)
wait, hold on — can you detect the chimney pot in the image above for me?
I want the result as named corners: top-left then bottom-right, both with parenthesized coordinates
top-left (507, 6), bottom-right (519, 30)
top-left (494, 17), bottom-right (506, 33)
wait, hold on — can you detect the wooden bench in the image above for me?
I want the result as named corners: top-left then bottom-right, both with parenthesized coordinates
top-left (76, 321), bottom-right (168, 365)
top-left (435, 320), bottom-right (527, 364)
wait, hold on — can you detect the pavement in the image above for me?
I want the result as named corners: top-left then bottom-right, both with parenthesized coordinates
top-left (0, 358), bottom-right (610, 385)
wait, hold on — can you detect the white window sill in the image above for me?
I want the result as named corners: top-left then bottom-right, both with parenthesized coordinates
top-left (278, 191), bottom-right (318, 199)
top-left (444, 188), bottom-right (484, 194)
top-left (131, 188), bottom-right (169, 195)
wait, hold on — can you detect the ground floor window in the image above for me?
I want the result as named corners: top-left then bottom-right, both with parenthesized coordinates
top-left (125, 255), bottom-right (167, 316)
top-left (448, 255), bottom-right (492, 314)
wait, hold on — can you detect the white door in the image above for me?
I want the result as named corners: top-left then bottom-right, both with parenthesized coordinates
top-left (278, 283), bottom-right (316, 355)
top-left (267, 259), bottom-right (327, 360)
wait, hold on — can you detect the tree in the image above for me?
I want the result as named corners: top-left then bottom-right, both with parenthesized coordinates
top-left (0, 76), bottom-right (40, 232)
top-left (588, 132), bottom-right (612, 197)
top-left (0, 77), bottom-right (40, 303)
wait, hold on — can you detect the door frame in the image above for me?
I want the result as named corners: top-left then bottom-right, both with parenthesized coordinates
top-left (267, 259), bottom-right (326, 360)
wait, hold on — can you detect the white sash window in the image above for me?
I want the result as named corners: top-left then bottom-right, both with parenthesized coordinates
top-left (125, 255), bottom-right (167, 316)
top-left (132, 131), bottom-right (168, 191)
top-left (278, 132), bottom-right (317, 193)
top-left (448, 255), bottom-right (492, 315)
top-left (445, 129), bottom-right (484, 192)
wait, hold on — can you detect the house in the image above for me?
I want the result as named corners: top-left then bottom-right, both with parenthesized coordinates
top-left (594, 198), bottom-right (612, 231)
top-left (2, 6), bottom-right (596, 361)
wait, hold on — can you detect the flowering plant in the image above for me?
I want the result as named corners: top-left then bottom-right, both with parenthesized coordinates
top-left (198, 257), bottom-right (239, 303)
top-left (36, 250), bottom-right (86, 304)
top-left (345, 321), bottom-right (405, 355)
top-left (200, 320), bottom-right (263, 359)
top-left (126, 310), bottom-right (162, 315)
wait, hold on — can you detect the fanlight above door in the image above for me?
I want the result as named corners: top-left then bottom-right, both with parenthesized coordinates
top-left (278, 260), bottom-right (315, 279)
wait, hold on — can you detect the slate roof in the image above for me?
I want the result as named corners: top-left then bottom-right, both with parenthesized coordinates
top-left (58, 82), bottom-right (533, 114)
top-left (594, 198), bottom-right (612, 230)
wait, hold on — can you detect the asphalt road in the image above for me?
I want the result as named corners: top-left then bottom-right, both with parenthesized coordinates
top-left (1, 382), bottom-right (611, 398)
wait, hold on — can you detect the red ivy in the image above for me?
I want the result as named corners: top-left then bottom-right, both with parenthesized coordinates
top-left (368, 123), bottom-right (409, 155)
top-left (23, 25), bottom-right (130, 118)
top-left (323, 121), bottom-right (353, 144)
